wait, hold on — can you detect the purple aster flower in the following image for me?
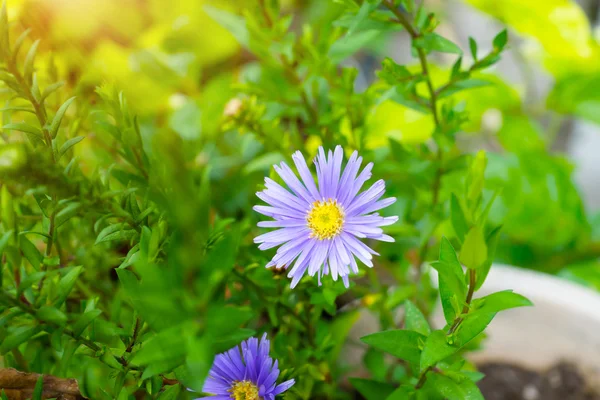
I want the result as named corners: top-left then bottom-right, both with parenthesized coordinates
top-left (254, 145), bottom-right (398, 288)
top-left (201, 334), bottom-right (294, 400)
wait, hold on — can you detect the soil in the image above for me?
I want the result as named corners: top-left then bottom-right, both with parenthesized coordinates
top-left (477, 362), bottom-right (600, 400)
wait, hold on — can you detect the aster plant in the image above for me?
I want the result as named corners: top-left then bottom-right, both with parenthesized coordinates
top-left (254, 146), bottom-right (398, 288)
top-left (0, 0), bottom-right (582, 399)
top-left (202, 334), bottom-right (294, 400)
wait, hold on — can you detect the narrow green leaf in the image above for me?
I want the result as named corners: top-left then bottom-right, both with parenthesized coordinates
top-left (3, 122), bottom-right (43, 138)
top-left (349, 378), bottom-right (396, 400)
top-left (41, 81), bottom-right (65, 103)
top-left (493, 29), bottom-right (508, 51)
top-left (55, 202), bottom-right (81, 227)
top-left (204, 5), bottom-right (249, 48)
top-left (23, 39), bottom-right (40, 82)
top-left (0, 0), bottom-right (8, 58)
top-left (437, 79), bottom-right (491, 99)
top-left (469, 37), bottom-right (477, 60)
top-left (1, 389), bottom-right (8, 400)
top-left (49, 96), bottom-right (76, 139)
top-left (55, 266), bottom-right (83, 307)
top-left (36, 306), bottom-right (67, 326)
top-left (17, 271), bottom-right (45, 295)
top-left (58, 135), bottom-right (84, 160)
top-left (95, 223), bottom-right (137, 244)
top-left (419, 33), bottom-right (463, 54)
top-left (404, 300), bottom-right (431, 336)
top-left (347, 0), bottom-right (383, 36)
top-left (360, 329), bottom-right (425, 366)
top-left (460, 226), bottom-right (488, 269)
top-left (450, 194), bottom-right (469, 243)
top-left (0, 106), bottom-right (35, 114)
top-left (11, 28), bottom-right (31, 60)
top-left (20, 235), bottom-right (42, 270)
top-left (329, 29), bottom-right (382, 61)
top-left (475, 225), bottom-right (502, 290)
top-left (72, 309), bottom-right (102, 336)
top-left (0, 230), bottom-right (12, 257)
top-left (31, 375), bottom-right (44, 400)
top-left (0, 326), bottom-right (38, 354)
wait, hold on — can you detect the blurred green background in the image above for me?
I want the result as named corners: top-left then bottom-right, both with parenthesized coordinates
top-left (5, 0), bottom-right (600, 284)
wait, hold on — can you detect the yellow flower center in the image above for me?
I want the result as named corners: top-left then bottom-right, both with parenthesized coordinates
top-left (306, 199), bottom-right (345, 240)
top-left (229, 380), bottom-right (259, 400)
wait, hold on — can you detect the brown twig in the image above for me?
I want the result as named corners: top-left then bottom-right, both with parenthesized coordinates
top-left (0, 368), bottom-right (85, 399)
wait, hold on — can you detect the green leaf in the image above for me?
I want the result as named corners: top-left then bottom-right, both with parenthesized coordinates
top-left (0, 0), bottom-right (8, 56)
top-left (72, 309), bottom-right (103, 336)
top-left (184, 335), bottom-right (211, 392)
top-left (470, 290), bottom-right (532, 317)
top-left (17, 271), bottom-right (45, 295)
top-left (58, 135), bottom-right (84, 160)
top-left (386, 386), bottom-right (414, 399)
top-left (55, 202), bottom-right (81, 228)
top-left (23, 39), bottom-right (40, 82)
top-left (32, 375), bottom-right (43, 400)
top-left (493, 29), bottom-right (508, 51)
top-left (363, 348), bottom-right (387, 381)
top-left (212, 328), bottom-right (255, 353)
top-left (0, 326), bottom-right (38, 354)
top-left (469, 37), bottom-right (477, 60)
top-left (36, 306), bottom-right (67, 326)
top-left (349, 378), bottom-right (396, 400)
top-left (347, 0), bottom-right (383, 36)
top-left (360, 329), bottom-right (425, 366)
top-left (49, 96), bottom-right (76, 139)
top-left (0, 230), bottom-right (11, 257)
top-left (450, 194), bottom-right (469, 243)
top-left (418, 33), bottom-right (463, 54)
top-left (20, 235), bottom-right (42, 270)
top-left (243, 152), bottom-right (284, 175)
top-left (41, 81), bottom-right (65, 103)
top-left (3, 122), bottom-right (43, 138)
top-left (460, 226), bottom-right (488, 269)
top-left (475, 225), bottom-right (501, 290)
top-left (204, 5), bottom-right (249, 48)
top-left (95, 223), bottom-right (137, 244)
top-left (437, 79), bottom-right (491, 99)
top-left (157, 384), bottom-right (181, 400)
top-left (428, 373), bottom-right (484, 400)
top-left (206, 306), bottom-right (254, 337)
top-left (55, 266), bottom-right (83, 307)
top-left (386, 285), bottom-right (417, 309)
top-left (141, 358), bottom-right (184, 381)
top-left (420, 330), bottom-right (459, 371)
top-left (131, 324), bottom-right (188, 365)
top-left (404, 300), bottom-right (431, 336)
top-left (0, 106), bottom-right (35, 114)
top-left (11, 28), bottom-right (31, 60)
top-left (329, 29), bottom-right (382, 62)
top-left (432, 238), bottom-right (467, 323)
top-left (1, 389), bottom-right (8, 400)
top-left (453, 313), bottom-right (494, 347)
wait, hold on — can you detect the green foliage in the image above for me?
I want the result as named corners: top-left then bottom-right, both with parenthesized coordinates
top-left (0, 0), bottom-right (595, 399)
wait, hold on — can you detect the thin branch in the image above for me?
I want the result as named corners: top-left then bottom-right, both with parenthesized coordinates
top-left (0, 368), bottom-right (84, 399)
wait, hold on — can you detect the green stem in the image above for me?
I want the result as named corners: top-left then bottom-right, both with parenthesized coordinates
top-left (447, 269), bottom-right (476, 335)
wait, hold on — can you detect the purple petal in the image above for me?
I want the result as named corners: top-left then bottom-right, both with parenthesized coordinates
top-left (292, 151), bottom-right (320, 200)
